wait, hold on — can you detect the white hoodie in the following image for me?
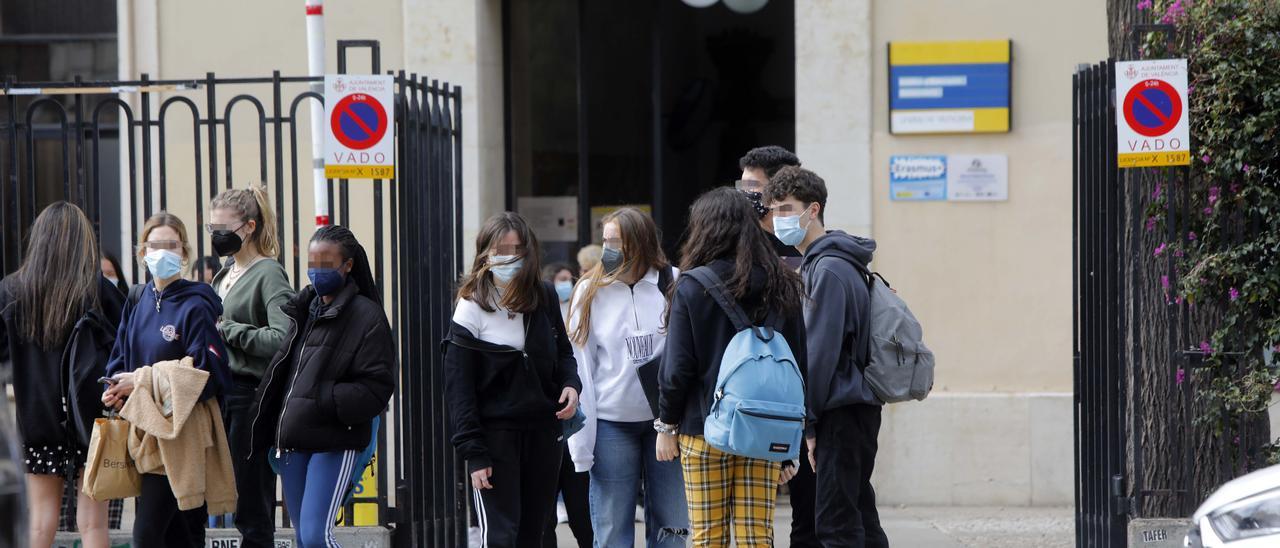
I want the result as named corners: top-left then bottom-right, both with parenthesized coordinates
top-left (566, 266), bottom-right (675, 472)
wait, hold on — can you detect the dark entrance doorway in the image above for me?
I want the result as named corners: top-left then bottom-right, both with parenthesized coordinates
top-left (503, 0), bottom-right (795, 261)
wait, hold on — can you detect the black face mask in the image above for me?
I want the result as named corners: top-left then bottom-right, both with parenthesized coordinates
top-left (601, 246), bottom-right (624, 275)
top-left (211, 230), bottom-right (243, 257)
top-left (744, 191), bottom-right (769, 220)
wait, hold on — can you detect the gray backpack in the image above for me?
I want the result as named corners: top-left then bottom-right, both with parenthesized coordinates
top-left (846, 259), bottom-right (935, 403)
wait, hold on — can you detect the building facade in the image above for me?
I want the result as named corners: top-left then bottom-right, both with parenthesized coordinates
top-left (111, 0), bottom-right (1107, 506)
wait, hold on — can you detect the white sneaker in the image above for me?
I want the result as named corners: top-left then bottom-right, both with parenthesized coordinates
top-left (468, 526), bottom-right (483, 548)
top-left (557, 501), bottom-right (569, 524)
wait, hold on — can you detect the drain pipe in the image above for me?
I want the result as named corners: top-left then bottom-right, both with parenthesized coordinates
top-left (305, 0), bottom-right (330, 226)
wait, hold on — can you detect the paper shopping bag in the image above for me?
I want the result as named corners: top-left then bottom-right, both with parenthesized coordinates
top-left (81, 415), bottom-right (141, 501)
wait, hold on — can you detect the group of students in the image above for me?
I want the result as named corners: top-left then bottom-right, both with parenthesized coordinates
top-left (5, 144), bottom-right (885, 548)
top-left (1, 186), bottom-right (395, 548)
top-left (445, 145), bottom-right (889, 548)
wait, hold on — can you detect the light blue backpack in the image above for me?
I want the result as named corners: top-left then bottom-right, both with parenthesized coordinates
top-left (687, 267), bottom-right (806, 462)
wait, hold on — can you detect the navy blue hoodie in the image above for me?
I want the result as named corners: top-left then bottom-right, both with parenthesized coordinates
top-left (105, 279), bottom-right (230, 402)
top-left (799, 230), bottom-right (881, 432)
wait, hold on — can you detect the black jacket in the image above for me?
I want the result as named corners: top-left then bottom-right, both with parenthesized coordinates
top-left (249, 281), bottom-right (396, 455)
top-left (0, 276), bottom-right (125, 450)
top-left (443, 282), bottom-right (582, 473)
top-left (658, 259), bottom-right (808, 436)
top-left (799, 231), bottom-right (882, 430)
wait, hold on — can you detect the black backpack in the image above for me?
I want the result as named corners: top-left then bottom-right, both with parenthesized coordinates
top-left (59, 309), bottom-right (117, 446)
top-left (635, 266), bottom-right (675, 417)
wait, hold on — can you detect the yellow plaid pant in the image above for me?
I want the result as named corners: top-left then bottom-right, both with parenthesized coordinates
top-left (678, 434), bottom-right (780, 547)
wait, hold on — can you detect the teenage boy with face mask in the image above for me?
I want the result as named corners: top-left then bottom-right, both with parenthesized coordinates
top-left (736, 146), bottom-right (803, 263)
top-left (764, 166), bottom-right (889, 548)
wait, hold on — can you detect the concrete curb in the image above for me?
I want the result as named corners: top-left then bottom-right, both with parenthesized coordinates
top-left (53, 527), bottom-right (393, 547)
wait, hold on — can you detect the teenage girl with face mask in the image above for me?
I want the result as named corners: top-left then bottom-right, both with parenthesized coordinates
top-left (443, 212), bottom-right (582, 548)
top-left (247, 225), bottom-right (396, 548)
top-left (102, 212), bottom-right (232, 548)
top-left (2, 202), bottom-right (124, 548)
top-left (566, 208), bottom-right (689, 547)
top-left (207, 185), bottom-right (294, 548)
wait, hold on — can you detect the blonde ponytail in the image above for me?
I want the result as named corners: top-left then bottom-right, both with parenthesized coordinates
top-left (249, 184), bottom-right (279, 258)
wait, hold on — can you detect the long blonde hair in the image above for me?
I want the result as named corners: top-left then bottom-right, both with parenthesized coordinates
top-left (210, 184), bottom-right (279, 258)
top-left (12, 202), bottom-right (101, 349)
top-left (569, 208), bottom-right (667, 346)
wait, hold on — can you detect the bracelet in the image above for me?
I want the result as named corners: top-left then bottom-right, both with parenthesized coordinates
top-left (653, 420), bottom-right (679, 435)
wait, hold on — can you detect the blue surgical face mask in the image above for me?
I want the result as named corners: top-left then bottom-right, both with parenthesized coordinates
top-left (772, 208), bottom-right (812, 247)
top-left (308, 268), bottom-right (346, 296)
top-left (144, 249), bottom-right (183, 281)
top-left (490, 255), bottom-right (524, 283)
top-left (555, 280), bottom-right (574, 302)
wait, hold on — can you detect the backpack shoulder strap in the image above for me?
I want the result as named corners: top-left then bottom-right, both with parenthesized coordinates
top-left (128, 283), bottom-right (145, 307)
top-left (685, 266), bottom-right (778, 343)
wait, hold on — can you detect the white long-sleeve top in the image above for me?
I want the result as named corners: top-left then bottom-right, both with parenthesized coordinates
top-left (566, 267), bottom-right (675, 472)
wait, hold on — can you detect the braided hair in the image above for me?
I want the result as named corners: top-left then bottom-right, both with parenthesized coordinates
top-left (311, 225), bottom-right (380, 305)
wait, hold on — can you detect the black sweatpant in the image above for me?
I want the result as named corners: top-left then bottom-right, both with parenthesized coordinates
top-left (815, 404), bottom-right (889, 548)
top-left (225, 376), bottom-right (277, 548)
top-left (133, 473), bottom-right (209, 548)
top-left (789, 439), bottom-right (821, 547)
top-left (542, 444), bottom-right (593, 548)
top-left (472, 427), bottom-right (563, 548)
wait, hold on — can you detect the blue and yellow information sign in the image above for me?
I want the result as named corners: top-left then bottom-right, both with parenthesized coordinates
top-left (888, 40), bottom-right (1012, 134)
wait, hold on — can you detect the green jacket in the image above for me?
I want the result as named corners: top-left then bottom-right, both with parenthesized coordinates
top-left (212, 258), bottom-right (295, 379)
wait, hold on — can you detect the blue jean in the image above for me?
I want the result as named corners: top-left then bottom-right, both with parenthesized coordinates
top-left (590, 420), bottom-right (689, 547)
top-left (278, 449), bottom-right (358, 548)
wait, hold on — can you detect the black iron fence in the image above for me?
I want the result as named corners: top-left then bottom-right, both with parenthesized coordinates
top-left (1073, 59), bottom-right (1129, 548)
top-left (0, 42), bottom-right (467, 546)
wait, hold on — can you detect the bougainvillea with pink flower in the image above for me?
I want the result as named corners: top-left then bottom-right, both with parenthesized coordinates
top-left (1141, 0), bottom-right (1280, 443)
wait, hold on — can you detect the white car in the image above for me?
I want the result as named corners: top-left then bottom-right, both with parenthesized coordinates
top-left (1186, 464), bottom-right (1280, 547)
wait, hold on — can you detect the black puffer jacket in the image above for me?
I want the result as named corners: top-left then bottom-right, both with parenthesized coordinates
top-left (443, 282), bottom-right (582, 473)
top-left (249, 281), bottom-right (396, 455)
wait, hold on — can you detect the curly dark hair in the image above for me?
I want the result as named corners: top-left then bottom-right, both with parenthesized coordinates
top-left (737, 146), bottom-right (801, 179)
top-left (763, 165), bottom-right (829, 223)
top-left (667, 187), bottom-right (803, 323)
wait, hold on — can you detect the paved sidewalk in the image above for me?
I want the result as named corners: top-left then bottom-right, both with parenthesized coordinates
top-left (554, 499), bottom-right (1074, 547)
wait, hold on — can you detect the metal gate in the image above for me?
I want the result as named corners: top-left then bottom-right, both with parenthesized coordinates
top-left (1073, 54), bottom-right (1270, 546)
top-left (1073, 58), bottom-right (1129, 548)
top-left (0, 42), bottom-right (468, 546)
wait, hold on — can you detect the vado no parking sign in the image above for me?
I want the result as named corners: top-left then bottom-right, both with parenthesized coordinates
top-left (1116, 59), bottom-right (1191, 168)
top-left (324, 75), bottom-right (394, 179)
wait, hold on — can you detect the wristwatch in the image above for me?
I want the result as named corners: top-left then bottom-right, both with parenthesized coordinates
top-left (653, 420), bottom-right (679, 435)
